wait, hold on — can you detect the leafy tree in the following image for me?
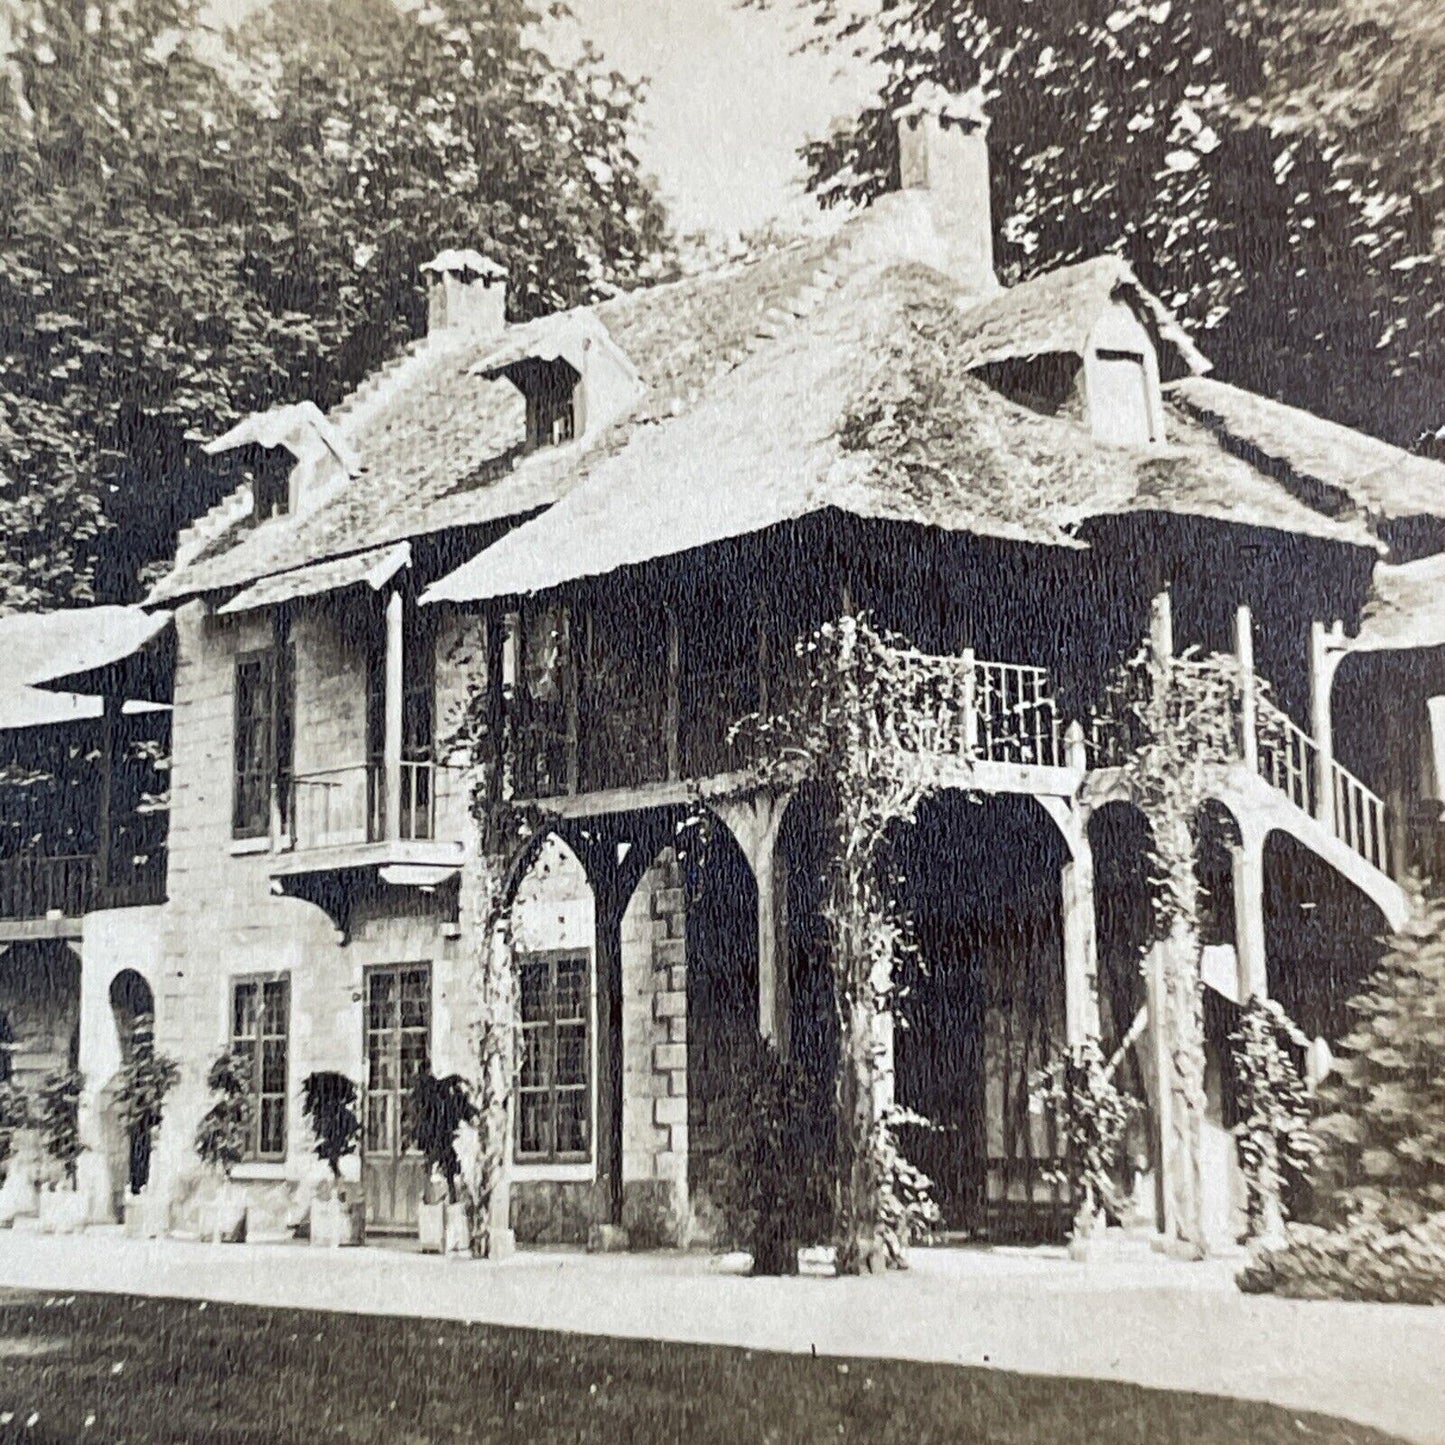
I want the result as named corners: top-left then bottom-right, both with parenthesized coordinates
top-left (0, 0), bottom-right (671, 610)
top-left (1312, 882), bottom-right (1445, 1229)
top-left (761, 0), bottom-right (1445, 449)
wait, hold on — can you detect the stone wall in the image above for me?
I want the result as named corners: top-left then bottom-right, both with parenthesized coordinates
top-left (620, 850), bottom-right (688, 1246)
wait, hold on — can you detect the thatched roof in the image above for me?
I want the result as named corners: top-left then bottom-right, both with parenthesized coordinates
top-left (951, 255), bottom-right (1211, 377)
top-left (0, 607), bottom-right (171, 729)
top-left (425, 265), bottom-right (1373, 606)
top-left (1351, 554), bottom-right (1445, 652)
top-left (1169, 376), bottom-right (1445, 521)
top-left (147, 230), bottom-right (845, 604)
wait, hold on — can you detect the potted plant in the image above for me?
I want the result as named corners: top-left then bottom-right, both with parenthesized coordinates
top-left (194, 1048), bottom-right (253, 1243)
top-left (114, 1015), bottom-right (180, 1239)
top-left (36, 1068), bottom-right (88, 1233)
top-left (300, 1071), bottom-right (364, 1247)
top-left (408, 1073), bottom-right (476, 1255)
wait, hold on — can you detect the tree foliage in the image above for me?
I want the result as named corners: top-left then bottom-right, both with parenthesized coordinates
top-left (0, 0), bottom-right (671, 609)
top-left (766, 0), bottom-right (1445, 450)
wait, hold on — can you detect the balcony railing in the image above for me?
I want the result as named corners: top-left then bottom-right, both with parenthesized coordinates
top-left (870, 651), bottom-right (1065, 768)
top-left (0, 851), bottom-right (167, 922)
top-left (0, 853), bottom-right (97, 920)
top-left (1090, 667), bottom-right (1393, 878)
top-left (280, 761), bottom-right (456, 850)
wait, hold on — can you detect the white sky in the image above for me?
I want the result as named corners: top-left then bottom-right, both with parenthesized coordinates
top-left (205, 0), bottom-right (878, 236)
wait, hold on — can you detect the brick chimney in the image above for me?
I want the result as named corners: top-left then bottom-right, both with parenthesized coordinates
top-left (896, 85), bottom-right (994, 283)
top-left (420, 249), bottom-right (508, 337)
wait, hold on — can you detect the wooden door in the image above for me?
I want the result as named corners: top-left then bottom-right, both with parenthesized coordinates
top-left (361, 965), bottom-right (431, 1230)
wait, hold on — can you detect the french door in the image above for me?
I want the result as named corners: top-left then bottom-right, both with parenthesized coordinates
top-left (361, 964), bottom-right (431, 1230)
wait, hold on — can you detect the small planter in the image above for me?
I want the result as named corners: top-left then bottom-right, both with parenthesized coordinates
top-left (38, 1187), bottom-right (88, 1235)
top-left (418, 1200), bottom-right (470, 1255)
top-left (205, 1189), bottom-right (248, 1244)
top-left (310, 1194), bottom-right (366, 1248)
top-left (123, 1191), bottom-right (170, 1240)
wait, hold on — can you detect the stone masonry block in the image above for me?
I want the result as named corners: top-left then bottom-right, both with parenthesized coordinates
top-left (654, 939), bottom-right (686, 969)
top-left (668, 966), bottom-right (687, 993)
top-left (653, 1151), bottom-right (686, 1183)
top-left (653, 1043), bottom-right (685, 1073)
top-left (653, 1095), bottom-right (687, 1127)
top-left (653, 990), bottom-right (686, 1019)
top-left (650, 887), bottom-right (686, 920)
top-left (668, 1016), bottom-right (687, 1044)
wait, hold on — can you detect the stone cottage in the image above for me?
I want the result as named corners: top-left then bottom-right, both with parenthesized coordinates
top-left (11, 94), bottom-right (1445, 1251)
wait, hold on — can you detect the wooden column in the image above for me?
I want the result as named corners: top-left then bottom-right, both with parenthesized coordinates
top-left (97, 693), bottom-right (119, 893)
top-left (1061, 841), bottom-right (1100, 1046)
top-left (756, 823), bottom-right (791, 1054)
top-left (563, 607), bottom-right (580, 796)
top-left (1144, 941), bottom-right (1174, 1236)
top-left (1232, 838), bottom-right (1268, 1002)
top-left (1235, 603), bottom-right (1258, 774)
top-left (383, 589), bottom-right (404, 840)
top-left (664, 607), bottom-right (681, 782)
top-left (1149, 585), bottom-right (1174, 664)
top-left (1309, 619), bottom-right (1337, 827)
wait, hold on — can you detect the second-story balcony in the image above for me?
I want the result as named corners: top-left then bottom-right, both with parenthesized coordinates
top-left (0, 849), bottom-right (167, 938)
top-left (512, 643), bottom-right (1081, 815)
top-left (265, 759), bottom-right (465, 927)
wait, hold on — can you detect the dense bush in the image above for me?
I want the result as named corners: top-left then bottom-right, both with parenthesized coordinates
top-left (711, 1037), bottom-right (834, 1275)
top-left (37, 1068), bottom-right (84, 1188)
top-left (0, 1080), bottom-right (29, 1182)
top-left (1238, 1215), bottom-right (1445, 1306)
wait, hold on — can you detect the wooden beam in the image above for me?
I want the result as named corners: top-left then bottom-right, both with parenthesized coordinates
top-left (383, 590), bottom-right (404, 840)
top-left (665, 607), bottom-right (681, 782)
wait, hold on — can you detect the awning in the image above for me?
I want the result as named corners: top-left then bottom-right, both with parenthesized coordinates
top-left (1350, 554), bottom-right (1445, 652)
top-left (18, 607), bottom-right (174, 703)
top-left (216, 542), bottom-right (411, 616)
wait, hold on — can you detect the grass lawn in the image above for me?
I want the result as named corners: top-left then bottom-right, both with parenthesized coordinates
top-left (0, 1288), bottom-right (1406, 1445)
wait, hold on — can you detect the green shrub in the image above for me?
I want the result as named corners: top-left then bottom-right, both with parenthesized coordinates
top-left (407, 1073), bottom-right (476, 1204)
top-left (37, 1068), bottom-right (84, 1188)
top-left (300, 1072), bottom-right (361, 1182)
top-left (113, 1015), bottom-right (180, 1194)
top-left (711, 1036), bottom-right (834, 1275)
top-left (1238, 1214), bottom-right (1445, 1306)
top-left (194, 1049), bottom-right (253, 1179)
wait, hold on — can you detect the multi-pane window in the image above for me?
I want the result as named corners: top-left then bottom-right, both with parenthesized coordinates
top-left (232, 635), bottom-right (294, 840)
top-left (363, 966), bottom-right (431, 1162)
top-left (231, 976), bottom-right (289, 1161)
top-left (516, 951), bottom-right (591, 1162)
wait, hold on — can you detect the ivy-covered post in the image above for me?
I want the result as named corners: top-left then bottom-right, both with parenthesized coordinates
top-left (457, 819), bottom-right (518, 1259)
top-left (1117, 603), bottom-right (1247, 1258)
top-left (1231, 997), bottom-right (1315, 1244)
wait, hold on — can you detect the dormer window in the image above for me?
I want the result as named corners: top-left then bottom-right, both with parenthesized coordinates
top-left (1084, 303), bottom-right (1166, 449)
top-left (527, 369), bottom-right (578, 451)
top-left (249, 447), bottom-right (293, 521)
top-left (503, 356), bottom-right (581, 454)
top-left (1090, 349), bottom-right (1157, 447)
